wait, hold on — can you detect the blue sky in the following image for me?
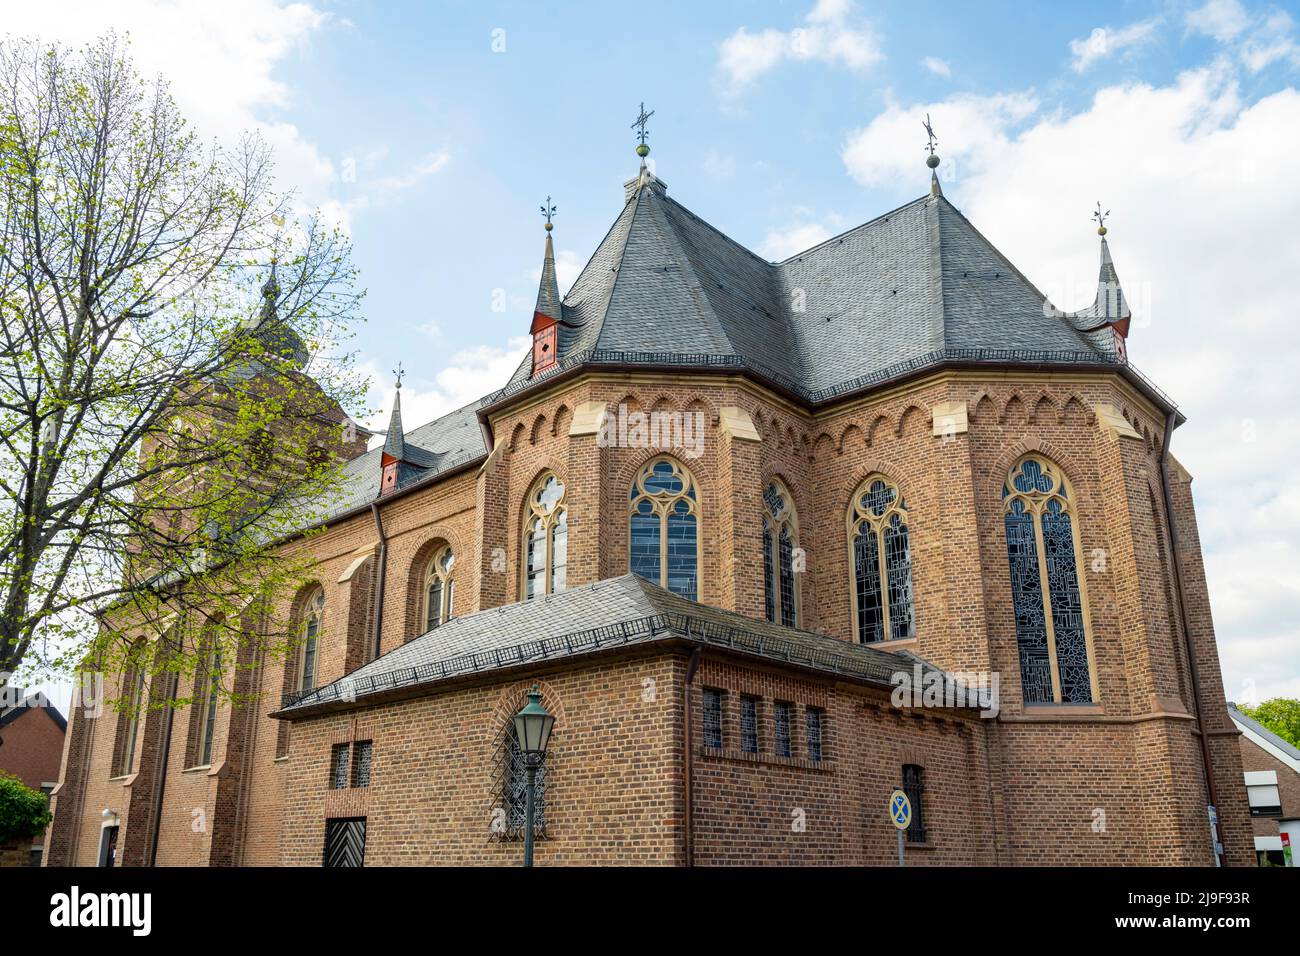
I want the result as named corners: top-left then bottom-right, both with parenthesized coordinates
top-left (11, 0), bottom-right (1300, 709)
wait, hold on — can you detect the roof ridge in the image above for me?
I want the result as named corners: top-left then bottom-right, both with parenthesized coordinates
top-left (589, 184), bottom-right (650, 351)
top-left (772, 194), bottom-right (933, 265)
top-left (559, 190), bottom-right (641, 328)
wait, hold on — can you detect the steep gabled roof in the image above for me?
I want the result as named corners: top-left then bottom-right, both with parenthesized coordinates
top-left (499, 172), bottom-right (1133, 406)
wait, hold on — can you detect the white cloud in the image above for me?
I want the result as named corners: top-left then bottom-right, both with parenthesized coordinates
top-left (758, 222), bottom-right (832, 260)
top-left (716, 0), bottom-right (882, 94)
top-left (1069, 20), bottom-right (1160, 72)
top-left (361, 336), bottom-right (531, 442)
top-left (921, 56), bottom-right (952, 78)
top-left (1187, 0), bottom-right (1252, 42)
top-left (840, 61), bottom-right (1300, 699)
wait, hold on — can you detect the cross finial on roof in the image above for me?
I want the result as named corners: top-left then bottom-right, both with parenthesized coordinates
top-left (540, 195), bottom-right (557, 232)
top-left (1092, 202), bottom-right (1110, 236)
top-left (393, 361), bottom-right (404, 390)
top-left (632, 101), bottom-right (655, 158)
top-left (922, 113), bottom-right (940, 169)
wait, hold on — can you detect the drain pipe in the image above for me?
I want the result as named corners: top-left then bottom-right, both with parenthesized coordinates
top-left (147, 671), bottom-right (178, 866)
top-left (369, 502), bottom-right (389, 662)
top-left (1159, 410), bottom-right (1225, 864)
top-left (682, 646), bottom-right (702, 867)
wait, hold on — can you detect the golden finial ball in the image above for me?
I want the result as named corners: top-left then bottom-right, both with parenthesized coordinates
top-left (1097, 225), bottom-right (1107, 236)
top-left (926, 153), bottom-right (940, 169)
top-left (544, 221), bottom-right (553, 231)
top-left (636, 143), bottom-right (650, 158)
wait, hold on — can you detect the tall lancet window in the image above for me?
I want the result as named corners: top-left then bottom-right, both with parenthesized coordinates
top-left (424, 545), bottom-right (455, 630)
top-left (629, 457), bottom-right (700, 600)
top-left (847, 475), bottom-right (915, 643)
top-left (1002, 456), bottom-right (1097, 704)
top-left (298, 586), bottom-right (324, 693)
top-left (523, 473), bottom-right (567, 599)
top-left (763, 480), bottom-right (800, 627)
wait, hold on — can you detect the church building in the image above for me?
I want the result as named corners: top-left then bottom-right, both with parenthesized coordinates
top-left (44, 120), bottom-right (1253, 867)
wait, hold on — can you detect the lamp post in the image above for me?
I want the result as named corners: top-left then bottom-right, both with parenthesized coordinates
top-left (512, 684), bottom-right (554, 868)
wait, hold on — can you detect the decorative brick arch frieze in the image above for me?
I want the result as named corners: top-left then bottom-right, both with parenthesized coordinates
top-left (895, 403), bottom-right (928, 438)
top-left (403, 526), bottom-right (469, 641)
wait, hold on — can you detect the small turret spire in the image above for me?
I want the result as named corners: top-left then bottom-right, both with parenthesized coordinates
top-left (533, 199), bottom-right (562, 327)
top-left (382, 364), bottom-right (406, 462)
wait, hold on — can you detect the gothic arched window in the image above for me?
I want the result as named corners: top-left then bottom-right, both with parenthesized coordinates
top-left (297, 586), bottom-right (324, 693)
top-left (1003, 456), bottom-right (1097, 704)
top-left (492, 689), bottom-right (551, 842)
top-left (763, 480), bottom-right (799, 627)
top-left (629, 457), bottom-right (700, 600)
top-left (523, 473), bottom-right (567, 599)
top-left (424, 544), bottom-right (455, 630)
top-left (847, 475), bottom-right (915, 643)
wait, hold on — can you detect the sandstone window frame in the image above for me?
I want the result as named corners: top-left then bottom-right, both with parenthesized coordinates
top-left (112, 643), bottom-right (148, 778)
top-left (763, 478), bottom-right (800, 628)
top-left (423, 543), bottom-right (456, 630)
top-left (846, 473), bottom-right (916, 643)
top-left (1001, 455), bottom-right (1099, 705)
top-left (628, 455), bottom-right (701, 600)
top-left (296, 585), bottom-right (325, 694)
top-left (522, 471), bottom-right (568, 599)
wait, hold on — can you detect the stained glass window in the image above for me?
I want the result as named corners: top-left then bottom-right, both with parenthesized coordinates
top-left (628, 458), bottom-right (700, 600)
top-left (848, 476), bottom-right (915, 642)
top-left (805, 706), bottom-right (823, 762)
top-left (740, 696), bottom-right (759, 753)
top-left (774, 700), bottom-right (792, 757)
top-left (523, 473), bottom-right (567, 599)
top-left (1002, 456), bottom-right (1095, 704)
top-left (762, 481), bottom-right (800, 626)
top-left (424, 545), bottom-right (455, 631)
top-left (199, 645), bottom-right (221, 766)
top-left (702, 687), bottom-right (723, 749)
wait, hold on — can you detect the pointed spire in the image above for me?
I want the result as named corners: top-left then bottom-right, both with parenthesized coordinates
top-left (382, 364), bottom-right (406, 461)
top-left (533, 198), bottom-right (562, 328)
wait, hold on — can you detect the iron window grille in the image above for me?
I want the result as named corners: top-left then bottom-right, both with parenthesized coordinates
top-left (702, 688), bottom-right (724, 749)
top-left (740, 696), bottom-right (759, 754)
top-left (903, 764), bottom-right (926, 844)
top-left (351, 741), bottom-right (373, 788)
top-left (806, 706), bottom-right (824, 762)
top-left (329, 744), bottom-right (349, 790)
top-left (774, 701), bottom-right (792, 757)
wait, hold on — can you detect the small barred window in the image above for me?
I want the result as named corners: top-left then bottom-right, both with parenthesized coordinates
top-left (903, 764), bottom-right (926, 844)
top-left (329, 744), bottom-right (349, 790)
top-left (806, 706), bottom-right (824, 761)
top-left (774, 701), bottom-right (792, 758)
top-left (351, 741), bottom-right (373, 788)
top-left (702, 688), bottom-right (723, 749)
top-left (740, 696), bottom-right (759, 754)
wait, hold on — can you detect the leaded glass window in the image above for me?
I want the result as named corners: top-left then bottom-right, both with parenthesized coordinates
top-left (628, 457), bottom-right (700, 600)
top-left (198, 645), bottom-right (221, 766)
top-left (1002, 456), bottom-right (1096, 704)
top-left (702, 687), bottom-right (723, 749)
top-left (329, 744), bottom-right (349, 789)
top-left (774, 701), bottom-right (792, 758)
top-left (351, 741), bottom-right (372, 788)
top-left (740, 696), bottom-right (759, 753)
top-left (903, 764), bottom-right (926, 844)
top-left (806, 706), bottom-right (823, 761)
top-left (523, 473), bottom-right (567, 599)
top-left (762, 480), bottom-right (800, 627)
top-left (424, 545), bottom-right (455, 630)
top-left (847, 476), bottom-right (915, 643)
top-left (298, 587), bottom-right (324, 693)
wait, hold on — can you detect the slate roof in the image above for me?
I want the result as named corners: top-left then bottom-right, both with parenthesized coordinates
top-left (494, 171), bottom-right (1148, 408)
top-left (275, 573), bottom-right (966, 718)
top-left (1228, 702), bottom-right (1300, 765)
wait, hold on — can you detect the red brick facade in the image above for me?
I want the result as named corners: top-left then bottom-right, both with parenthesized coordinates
top-left (43, 366), bottom-right (1254, 866)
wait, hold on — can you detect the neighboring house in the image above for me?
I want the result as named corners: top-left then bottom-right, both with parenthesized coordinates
top-left (1228, 702), bottom-right (1300, 866)
top-left (44, 134), bottom-right (1255, 867)
top-left (0, 690), bottom-right (67, 866)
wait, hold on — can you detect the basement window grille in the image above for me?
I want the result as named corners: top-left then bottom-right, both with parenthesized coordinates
top-left (702, 688), bottom-right (723, 749)
top-left (740, 696), bottom-right (759, 754)
top-left (774, 701), bottom-right (792, 757)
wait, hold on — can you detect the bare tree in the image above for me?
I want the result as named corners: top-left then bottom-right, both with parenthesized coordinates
top-left (0, 34), bottom-right (367, 701)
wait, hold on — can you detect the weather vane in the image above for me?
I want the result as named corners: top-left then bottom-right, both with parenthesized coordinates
top-left (922, 113), bottom-right (940, 169)
top-left (540, 195), bottom-right (557, 231)
top-left (632, 101), bottom-right (655, 157)
top-left (1092, 202), bottom-right (1110, 236)
top-left (393, 361), bottom-right (404, 390)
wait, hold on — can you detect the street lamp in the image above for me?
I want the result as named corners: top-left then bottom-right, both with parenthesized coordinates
top-left (512, 684), bottom-right (554, 868)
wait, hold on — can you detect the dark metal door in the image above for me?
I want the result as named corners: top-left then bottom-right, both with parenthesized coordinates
top-left (323, 818), bottom-right (366, 867)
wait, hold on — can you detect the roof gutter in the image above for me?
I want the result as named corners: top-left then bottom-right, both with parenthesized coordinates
top-left (1159, 410), bottom-right (1225, 865)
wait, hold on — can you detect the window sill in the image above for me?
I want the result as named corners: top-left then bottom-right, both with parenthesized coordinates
top-left (1018, 703), bottom-right (1105, 718)
top-left (108, 772), bottom-right (138, 786)
top-left (869, 636), bottom-right (918, 652)
top-left (182, 764), bottom-right (211, 774)
top-left (698, 745), bottom-right (833, 772)
top-left (273, 755), bottom-right (289, 763)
